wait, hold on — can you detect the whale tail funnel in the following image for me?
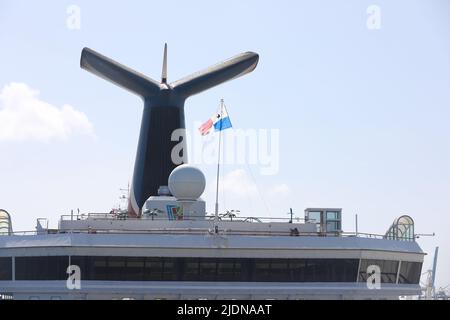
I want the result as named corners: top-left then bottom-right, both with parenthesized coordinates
top-left (80, 45), bottom-right (258, 217)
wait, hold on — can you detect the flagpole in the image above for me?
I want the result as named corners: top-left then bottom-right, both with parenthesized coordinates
top-left (214, 99), bottom-right (224, 233)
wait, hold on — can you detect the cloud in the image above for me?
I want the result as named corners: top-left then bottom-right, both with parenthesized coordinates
top-left (269, 184), bottom-right (292, 198)
top-left (0, 82), bottom-right (94, 142)
top-left (213, 169), bottom-right (293, 217)
top-left (220, 169), bottom-right (258, 198)
top-left (219, 169), bottom-right (292, 199)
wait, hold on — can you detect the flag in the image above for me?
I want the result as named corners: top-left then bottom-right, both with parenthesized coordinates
top-left (199, 118), bottom-right (213, 136)
top-left (213, 103), bottom-right (232, 132)
top-left (198, 102), bottom-right (232, 136)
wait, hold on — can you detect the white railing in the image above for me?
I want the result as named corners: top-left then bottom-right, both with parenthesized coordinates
top-left (0, 212), bottom-right (392, 239)
top-left (59, 212), bottom-right (309, 223)
top-left (1, 227), bottom-right (387, 239)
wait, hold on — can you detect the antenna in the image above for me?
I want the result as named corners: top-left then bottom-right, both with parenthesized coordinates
top-left (287, 208), bottom-right (294, 223)
top-left (161, 43), bottom-right (168, 83)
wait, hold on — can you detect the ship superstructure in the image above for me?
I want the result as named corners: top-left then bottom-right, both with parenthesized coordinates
top-left (0, 46), bottom-right (424, 300)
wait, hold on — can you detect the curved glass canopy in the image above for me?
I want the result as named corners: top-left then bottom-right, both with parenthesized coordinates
top-left (0, 209), bottom-right (12, 235)
top-left (385, 215), bottom-right (415, 241)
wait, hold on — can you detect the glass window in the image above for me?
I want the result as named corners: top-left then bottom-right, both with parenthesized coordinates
top-left (269, 260), bottom-right (290, 282)
top-left (326, 221), bottom-right (341, 232)
top-left (162, 258), bottom-right (176, 281)
top-left (217, 259), bottom-right (241, 281)
top-left (92, 257), bottom-right (109, 280)
top-left (381, 260), bottom-right (399, 283)
top-left (108, 257), bottom-right (126, 281)
top-left (108, 257), bottom-right (125, 267)
top-left (12, 256), bottom-right (363, 283)
top-left (199, 260), bottom-right (217, 281)
top-left (182, 258), bottom-right (199, 281)
top-left (359, 259), bottom-right (399, 284)
top-left (334, 259), bottom-right (359, 282)
top-left (289, 260), bottom-right (307, 282)
top-left (144, 257), bottom-right (163, 281)
top-left (304, 260), bottom-right (317, 281)
top-left (0, 257), bottom-right (12, 280)
top-left (307, 211), bottom-right (321, 223)
top-left (398, 261), bottom-right (422, 284)
top-left (71, 256), bottom-right (89, 280)
top-left (315, 259), bottom-right (332, 282)
top-left (15, 256), bottom-right (68, 280)
top-left (326, 211), bottom-right (340, 220)
top-left (126, 257), bottom-right (145, 281)
top-left (253, 260), bottom-right (271, 282)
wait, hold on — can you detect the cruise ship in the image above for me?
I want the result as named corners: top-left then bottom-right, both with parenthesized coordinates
top-left (0, 45), bottom-right (425, 300)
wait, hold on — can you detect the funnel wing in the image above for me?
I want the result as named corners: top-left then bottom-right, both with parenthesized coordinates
top-left (81, 47), bottom-right (161, 98)
top-left (171, 51), bottom-right (259, 98)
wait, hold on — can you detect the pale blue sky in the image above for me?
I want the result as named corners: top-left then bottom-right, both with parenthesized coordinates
top-left (0, 0), bottom-right (449, 288)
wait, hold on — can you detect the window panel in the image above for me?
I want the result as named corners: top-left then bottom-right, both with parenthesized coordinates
top-left (15, 256), bottom-right (68, 280)
top-left (126, 257), bottom-right (145, 281)
top-left (289, 260), bottom-right (306, 282)
top-left (0, 257), bottom-right (12, 280)
top-left (269, 260), bottom-right (290, 282)
top-left (92, 257), bottom-right (109, 280)
top-left (162, 258), bottom-right (176, 281)
top-left (307, 212), bottom-right (321, 223)
top-left (11, 256), bottom-right (408, 284)
top-left (398, 261), bottom-right (422, 284)
top-left (304, 260), bottom-right (317, 281)
top-left (182, 258), bottom-right (199, 281)
top-left (144, 257), bottom-right (163, 281)
top-left (253, 260), bottom-right (271, 282)
top-left (199, 260), bottom-right (217, 281)
top-left (359, 259), bottom-right (399, 284)
top-left (326, 211), bottom-right (340, 220)
top-left (217, 260), bottom-right (239, 281)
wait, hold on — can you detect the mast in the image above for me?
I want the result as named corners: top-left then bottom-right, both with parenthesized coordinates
top-left (214, 99), bottom-right (225, 232)
top-left (431, 246), bottom-right (439, 299)
top-left (424, 246), bottom-right (439, 299)
top-left (161, 43), bottom-right (168, 84)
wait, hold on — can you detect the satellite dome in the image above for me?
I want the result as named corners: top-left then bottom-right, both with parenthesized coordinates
top-left (168, 165), bottom-right (206, 200)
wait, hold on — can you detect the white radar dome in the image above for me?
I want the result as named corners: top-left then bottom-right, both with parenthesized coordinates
top-left (168, 164), bottom-right (206, 200)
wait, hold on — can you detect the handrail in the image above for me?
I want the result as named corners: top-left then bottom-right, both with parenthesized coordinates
top-left (60, 213), bottom-right (308, 223)
top-left (0, 212), bottom-right (394, 240)
top-left (1, 228), bottom-right (388, 239)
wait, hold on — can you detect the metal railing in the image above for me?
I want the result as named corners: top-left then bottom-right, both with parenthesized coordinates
top-left (0, 212), bottom-right (390, 239)
top-left (59, 212), bottom-right (309, 223)
top-left (1, 227), bottom-right (387, 239)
